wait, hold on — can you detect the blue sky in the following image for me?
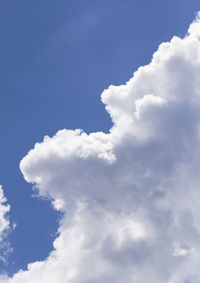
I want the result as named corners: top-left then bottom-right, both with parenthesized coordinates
top-left (1, 0), bottom-right (200, 280)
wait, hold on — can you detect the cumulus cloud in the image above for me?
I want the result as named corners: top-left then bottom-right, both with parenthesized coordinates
top-left (3, 12), bottom-right (200, 283)
top-left (0, 186), bottom-right (12, 263)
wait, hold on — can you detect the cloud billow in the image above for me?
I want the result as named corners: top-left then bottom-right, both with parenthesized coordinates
top-left (3, 12), bottom-right (200, 283)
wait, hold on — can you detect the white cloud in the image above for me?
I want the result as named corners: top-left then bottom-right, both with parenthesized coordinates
top-left (0, 186), bottom-right (12, 263)
top-left (3, 12), bottom-right (200, 283)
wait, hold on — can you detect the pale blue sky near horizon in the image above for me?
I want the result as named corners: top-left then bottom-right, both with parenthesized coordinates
top-left (0, 0), bottom-right (200, 276)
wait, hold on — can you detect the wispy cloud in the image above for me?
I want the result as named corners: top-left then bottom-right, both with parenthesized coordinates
top-left (0, 186), bottom-right (13, 264)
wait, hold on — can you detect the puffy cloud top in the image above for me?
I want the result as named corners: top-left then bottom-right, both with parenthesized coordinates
top-left (3, 13), bottom-right (200, 283)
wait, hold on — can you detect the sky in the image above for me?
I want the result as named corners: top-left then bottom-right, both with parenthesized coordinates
top-left (1, 0), bottom-right (200, 282)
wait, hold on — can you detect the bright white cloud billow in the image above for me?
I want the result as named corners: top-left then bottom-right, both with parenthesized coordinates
top-left (3, 13), bottom-right (200, 283)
